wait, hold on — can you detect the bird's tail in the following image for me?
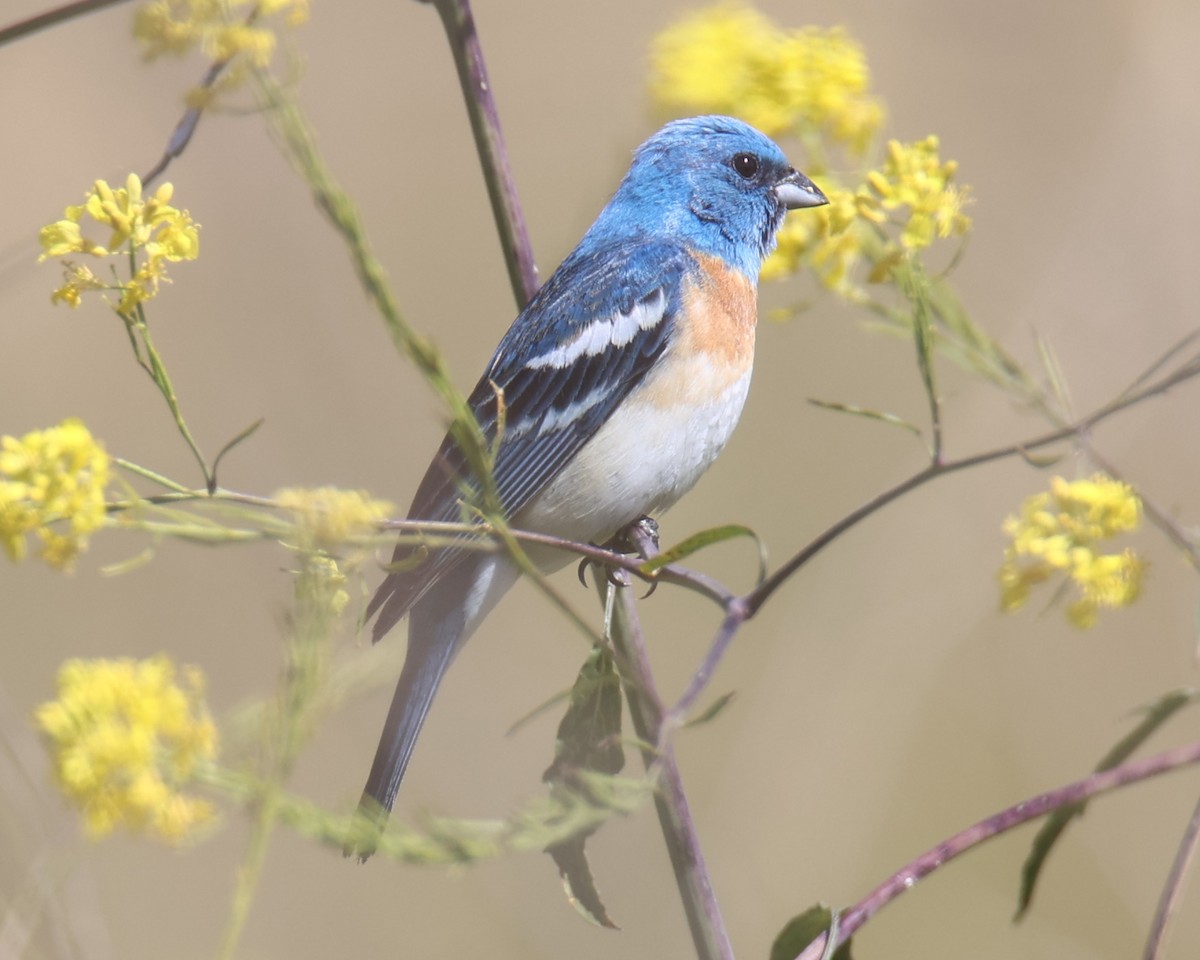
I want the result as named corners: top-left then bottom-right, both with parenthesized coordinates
top-left (348, 555), bottom-right (518, 860)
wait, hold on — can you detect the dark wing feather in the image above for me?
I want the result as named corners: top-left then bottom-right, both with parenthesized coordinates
top-left (367, 239), bottom-right (693, 638)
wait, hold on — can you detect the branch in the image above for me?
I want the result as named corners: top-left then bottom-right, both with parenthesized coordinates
top-left (751, 346), bottom-right (1200, 615)
top-left (605, 522), bottom-right (734, 960)
top-left (666, 345), bottom-right (1200, 723)
top-left (421, 0), bottom-right (539, 307)
top-left (1143, 791), bottom-right (1200, 960)
top-left (795, 739), bottom-right (1200, 960)
top-left (0, 0), bottom-right (129, 48)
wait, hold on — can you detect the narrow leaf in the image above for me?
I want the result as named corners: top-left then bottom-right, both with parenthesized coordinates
top-left (685, 691), bottom-right (736, 728)
top-left (807, 398), bottom-right (924, 440)
top-left (638, 524), bottom-right (766, 585)
top-left (209, 417), bottom-right (264, 489)
top-left (1016, 688), bottom-right (1200, 918)
top-left (547, 836), bottom-right (619, 929)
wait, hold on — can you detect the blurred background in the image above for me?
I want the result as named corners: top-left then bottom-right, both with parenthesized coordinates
top-left (3, 0), bottom-right (1200, 957)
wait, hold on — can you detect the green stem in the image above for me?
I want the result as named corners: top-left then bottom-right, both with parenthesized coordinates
top-left (217, 785), bottom-right (280, 960)
top-left (134, 311), bottom-right (213, 490)
top-left (112, 457), bottom-right (194, 494)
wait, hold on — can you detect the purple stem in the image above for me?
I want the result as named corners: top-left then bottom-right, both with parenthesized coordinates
top-left (611, 523), bottom-right (734, 960)
top-left (0, 0), bottom-right (129, 48)
top-left (669, 350), bottom-right (1200, 723)
top-left (795, 739), bottom-right (1200, 960)
top-left (1143, 791), bottom-right (1200, 960)
top-left (423, 0), bottom-right (539, 307)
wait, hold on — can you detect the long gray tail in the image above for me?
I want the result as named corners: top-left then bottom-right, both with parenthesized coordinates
top-left (349, 555), bottom-right (517, 859)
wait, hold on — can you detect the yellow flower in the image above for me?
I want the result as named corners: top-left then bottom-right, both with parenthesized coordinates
top-left (865, 137), bottom-right (972, 251)
top-left (650, 4), bottom-right (883, 154)
top-left (998, 474), bottom-right (1145, 628)
top-left (274, 486), bottom-right (393, 552)
top-left (40, 175), bottom-right (199, 313)
top-left (762, 183), bottom-right (868, 298)
top-left (134, 0), bottom-right (309, 67)
top-left (35, 656), bottom-right (218, 843)
top-left (0, 419), bottom-right (111, 569)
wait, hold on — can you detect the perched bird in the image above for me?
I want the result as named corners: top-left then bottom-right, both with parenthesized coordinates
top-left (354, 115), bottom-right (826, 846)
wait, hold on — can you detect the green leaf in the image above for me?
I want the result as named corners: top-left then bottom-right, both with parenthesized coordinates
top-left (638, 524), bottom-right (767, 584)
top-left (1016, 687), bottom-right (1200, 919)
top-left (807, 398), bottom-right (925, 440)
top-left (547, 834), bottom-right (619, 929)
top-left (769, 903), bottom-right (852, 960)
top-left (542, 647), bottom-right (626, 928)
top-left (209, 417), bottom-right (264, 490)
top-left (543, 646), bottom-right (624, 780)
top-left (1034, 330), bottom-right (1073, 419)
top-left (685, 691), bottom-right (736, 728)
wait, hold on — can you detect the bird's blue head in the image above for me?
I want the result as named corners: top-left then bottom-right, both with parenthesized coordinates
top-left (590, 116), bottom-right (827, 278)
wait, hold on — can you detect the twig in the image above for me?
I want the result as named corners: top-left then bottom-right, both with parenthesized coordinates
top-left (420, 0), bottom-right (539, 307)
top-left (605, 522), bottom-right (734, 960)
top-left (1083, 446), bottom-right (1200, 574)
top-left (668, 347), bottom-right (1200, 723)
top-left (751, 347), bottom-right (1200, 616)
top-left (1143, 792), bottom-right (1200, 960)
top-left (0, 0), bottom-right (129, 48)
top-left (795, 739), bottom-right (1200, 960)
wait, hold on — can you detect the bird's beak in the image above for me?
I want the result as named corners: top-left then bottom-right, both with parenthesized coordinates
top-left (775, 168), bottom-right (828, 210)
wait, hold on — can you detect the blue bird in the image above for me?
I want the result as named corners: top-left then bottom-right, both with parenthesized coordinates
top-left (353, 116), bottom-right (826, 849)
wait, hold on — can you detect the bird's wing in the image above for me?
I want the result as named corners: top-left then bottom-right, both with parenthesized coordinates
top-left (366, 239), bottom-right (693, 637)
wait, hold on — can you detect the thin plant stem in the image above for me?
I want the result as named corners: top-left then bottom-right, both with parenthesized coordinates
top-left (669, 348), bottom-right (1200, 722)
top-left (0, 0), bottom-right (129, 48)
top-left (217, 785), bottom-right (280, 960)
top-left (1143, 792), bottom-right (1200, 960)
top-left (795, 739), bottom-right (1200, 960)
top-left (421, 0), bottom-right (539, 307)
top-left (131, 306), bottom-right (213, 490)
top-left (604, 561), bottom-right (734, 960)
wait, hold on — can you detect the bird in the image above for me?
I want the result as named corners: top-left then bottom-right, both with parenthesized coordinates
top-left (351, 115), bottom-right (826, 852)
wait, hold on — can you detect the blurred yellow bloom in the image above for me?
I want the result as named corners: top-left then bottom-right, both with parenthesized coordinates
top-left (0, 419), bottom-right (111, 569)
top-left (999, 475), bottom-right (1144, 628)
top-left (39, 174), bottom-right (199, 313)
top-left (35, 656), bottom-right (217, 843)
top-left (650, 4), bottom-right (883, 154)
top-left (762, 184), bottom-right (868, 298)
top-left (866, 136), bottom-right (972, 251)
top-left (275, 486), bottom-right (393, 552)
top-left (134, 0), bottom-right (309, 66)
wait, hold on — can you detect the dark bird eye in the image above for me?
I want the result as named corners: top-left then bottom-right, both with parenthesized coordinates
top-left (732, 153), bottom-right (760, 179)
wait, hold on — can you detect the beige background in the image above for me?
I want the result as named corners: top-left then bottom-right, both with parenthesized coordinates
top-left (3, 1), bottom-right (1200, 957)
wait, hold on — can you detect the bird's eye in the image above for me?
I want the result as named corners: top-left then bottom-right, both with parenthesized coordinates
top-left (732, 153), bottom-right (760, 180)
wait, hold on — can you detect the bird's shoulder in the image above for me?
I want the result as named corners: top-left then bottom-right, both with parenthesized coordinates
top-left (482, 236), bottom-right (697, 385)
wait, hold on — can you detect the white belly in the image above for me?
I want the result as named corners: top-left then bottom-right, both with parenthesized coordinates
top-left (517, 361), bottom-right (752, 553)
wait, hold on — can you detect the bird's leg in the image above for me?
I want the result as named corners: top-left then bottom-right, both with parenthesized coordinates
top-left (576, 516), bottom-right (661, 592)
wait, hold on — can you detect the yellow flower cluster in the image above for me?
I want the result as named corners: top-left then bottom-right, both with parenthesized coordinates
top-left (274, 486), bottom-right (393, 552)
top-left (999, 475), bottom-right (1145, 628)
top-left (864, 136), bottom-right (972, 252)
top-left (0, 419), bottom-right (111, 569)
top-left (761, 185), bottom-right (867, 297)
top-left (650, 6), bottom-right (971, 297)
top-left (35, 656), bottom-right (218, 843)
top-left (650, 4), bottom-right (884, 154)
top-left (39, 174), bottom-right (199, 314)
top-left (134, 0), bottom-right (309, 67)
top-left (274, 488), bottom-right (394, 618)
